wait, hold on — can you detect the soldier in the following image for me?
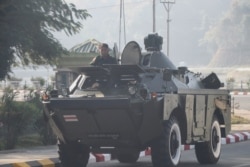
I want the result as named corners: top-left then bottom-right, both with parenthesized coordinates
top-left (90, 43), bottom-right (117, 66)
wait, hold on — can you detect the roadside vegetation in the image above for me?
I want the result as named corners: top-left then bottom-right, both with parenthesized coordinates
top-left (0, 87), bottom-right (56, 150)
top-left (0, 0), bottom-right (90, 80)
top-left (0, 0), bottom-right (89, 149)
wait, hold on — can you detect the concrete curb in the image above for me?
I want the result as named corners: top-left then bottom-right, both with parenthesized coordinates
top-left (1, 132), bottom-right (249, 167)
top-left (0, 158), bottom-right (60, 167)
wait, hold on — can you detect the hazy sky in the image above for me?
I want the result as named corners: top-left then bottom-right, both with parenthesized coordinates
top-left (54, 0), bottom-right (231, 66)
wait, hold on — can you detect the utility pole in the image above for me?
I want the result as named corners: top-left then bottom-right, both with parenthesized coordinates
top-left (119, 0), bottom-right (126, 53)
top-left (153, 0), bottom-right (156, 32)
top-left (119, 0), bottom-right (122, 53)
top-left (160, 0), bottom-right (175, 57)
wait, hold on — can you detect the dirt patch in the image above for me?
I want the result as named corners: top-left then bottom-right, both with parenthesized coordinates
top-left (231, 109), bottom-right (250, 131)
top-left (232, 109), bottom-right (250, 121)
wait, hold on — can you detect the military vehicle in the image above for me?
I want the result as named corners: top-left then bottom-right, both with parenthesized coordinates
top-left (42, 33), bottom-right (231, 167)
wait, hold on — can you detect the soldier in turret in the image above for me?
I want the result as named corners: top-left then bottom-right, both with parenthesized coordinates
top-left (90, 43), bottom-right (117, 66)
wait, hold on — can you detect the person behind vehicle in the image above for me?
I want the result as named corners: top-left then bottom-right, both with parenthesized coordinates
top-left (90, 43), bottom-right (117, 66)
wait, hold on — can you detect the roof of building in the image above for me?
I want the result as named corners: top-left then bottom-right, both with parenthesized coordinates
top-left (69, 39), bottom-right (101, 53)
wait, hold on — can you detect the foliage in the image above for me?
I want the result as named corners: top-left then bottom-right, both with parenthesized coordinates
top-left (29, 92), bottom-right (56, 145)
top-left (0, 87), bottom-right (40, 149)
top-left (31, 77), bottom-right (45, 87)
top-left (35, 113), bottom-right (57, 145)
top-left (0, 88), bottom-right (57, 150)
top-left (0, 0), bottom-right (91, 79)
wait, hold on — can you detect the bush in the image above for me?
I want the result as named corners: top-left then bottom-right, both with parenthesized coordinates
top-left (0, 88), bottom-right (56, 150)
top-left (29, 92), bottom-right (56, 145)
top-left (0, 88), bottom-right (40, 149)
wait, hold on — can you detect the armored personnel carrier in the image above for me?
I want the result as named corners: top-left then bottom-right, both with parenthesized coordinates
top-left (42, 33), bottom-right (231, 167)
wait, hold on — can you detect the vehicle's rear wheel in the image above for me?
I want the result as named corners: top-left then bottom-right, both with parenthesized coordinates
top-left (195, 116), bottom-right (221, 164)
top-left (116, 151), bottom-right (140, 163)
top-left (58, 140), bottom-right (90, 167)
top-left (151, 116), bottom-right (182, 167)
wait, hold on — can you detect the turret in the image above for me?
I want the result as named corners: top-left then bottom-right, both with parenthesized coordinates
top-left (142, 33), bottom-right (176, 69)
top-left (144, 33), bottom-right (163, 51)
top-left (120, 33), bottom-right (176, 70)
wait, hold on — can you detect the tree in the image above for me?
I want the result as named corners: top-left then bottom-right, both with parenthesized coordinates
top-left (0, 0), bottom-right (90, 79)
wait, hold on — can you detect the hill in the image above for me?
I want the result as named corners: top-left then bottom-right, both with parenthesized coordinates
top-left (205, 0), bottom-right (250, 67)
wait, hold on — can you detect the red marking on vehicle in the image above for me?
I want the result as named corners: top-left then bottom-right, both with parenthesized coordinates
top-left (145, 148), bottom-right (151, 155)
top-left (93, 154), bottom-right (105, 162)
top-left (184, 145), bottom-right (190, 150)
top-left (63, 115), bottom-right (78, 122)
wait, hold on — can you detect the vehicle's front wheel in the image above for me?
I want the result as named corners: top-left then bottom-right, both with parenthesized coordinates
top-left (195, 116), bottom-right (221, 164)
top-left (58, 140), bottom-right (90, 167)
top-left (151, 116), bottom-right (182, 167)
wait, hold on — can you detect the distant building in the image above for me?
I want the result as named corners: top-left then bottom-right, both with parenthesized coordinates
top-left (55, 39), bottom-right (102, 90)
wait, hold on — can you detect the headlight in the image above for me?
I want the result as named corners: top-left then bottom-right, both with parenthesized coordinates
top-left (128, 86), bottom-right (137, 95)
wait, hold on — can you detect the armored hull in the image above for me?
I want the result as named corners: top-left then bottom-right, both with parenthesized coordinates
top-left (42, 34), bottom-right (231, 167)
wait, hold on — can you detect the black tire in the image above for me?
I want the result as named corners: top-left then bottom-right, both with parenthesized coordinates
top-left (117, 151), bottom-right (140, 163)
top-left (58, 140), bottom-right (90, 167)
top-left (195, 117), bottom-right (221, 164)
top-left (151, 116), bottom-right (182, 167)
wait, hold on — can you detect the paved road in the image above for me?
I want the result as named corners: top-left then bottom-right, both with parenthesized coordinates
top-left (1, 135), bottom-right (250, 167)
top-left (86, 140), bottom-right (250, 167)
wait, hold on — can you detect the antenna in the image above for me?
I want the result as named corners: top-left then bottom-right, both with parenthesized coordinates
top-left (160, 0), bottom-right (175, 57)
